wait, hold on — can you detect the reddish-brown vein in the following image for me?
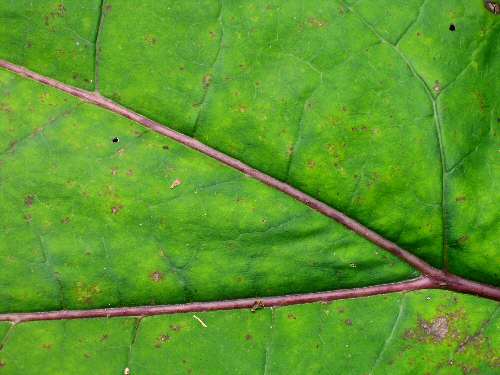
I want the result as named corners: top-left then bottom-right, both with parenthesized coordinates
top-left (0, 278), bottom-right (435, 323)
top-left (0, 59), bottom-right (499, 321)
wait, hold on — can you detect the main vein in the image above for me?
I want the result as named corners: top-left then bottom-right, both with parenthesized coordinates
top-left (0, 59), bottom-right (499, 316)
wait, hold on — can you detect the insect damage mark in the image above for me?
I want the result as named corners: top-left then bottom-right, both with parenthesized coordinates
top-left (420, 317), bottom-right (449, 341)
top-left (485, 1), bottom-right (500, 14)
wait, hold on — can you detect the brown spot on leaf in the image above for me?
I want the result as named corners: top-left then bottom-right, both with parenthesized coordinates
top-left (150, 271), bottom-right (164, 282)
top-left (474, 91), bottom-right (486, 112)
top-left (100, 334), bottom-right (109, 341)
top-left (455, 196), bottom-right (466, 203)
top-left (111, 205), bottom-right (123, 215)
top-left (202, 74), bottom-right (213, 89)
top-left (420, 317), bottom-right (449, 341)
top-left (25, 195), bottom-right (34, 207)
top-left (155, 334), bottom-right (170, 347)
top-left (433, 81), bottom-right (441, 93)
top-left (170, 324), bottom-right (181, 332)
top-left (245, 334), bottom-right (253, 341)
top-left (485, 1), bottom-right (500, 14)
top-left (457, 235), bottom-right (469, 246)
top-left (170, 179), bottom-right (182, 189)
top-left (0, 360), bottom-right (5, 368)
top-left (42, 343), bottom-right (52, 350)
top-left (308, 17), bottom-right (328, 28)
top-left (61, 217), bottom-right (70, 224)
top-left (345, 319), bottom-right (353, 326)
top-left (287, 313), bottom-right (297, 320)
top-left (144, 34), bottom-right (157, 45)
top-left (251, 300), bottom-right (265, 312)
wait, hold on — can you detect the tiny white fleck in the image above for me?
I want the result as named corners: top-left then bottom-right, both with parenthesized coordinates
top-left (193, 315), bottom-right (207, 328)
top-left (426, 296), bottom-right (431, 301)
top-left (124, 368), bottom-right (130, 375)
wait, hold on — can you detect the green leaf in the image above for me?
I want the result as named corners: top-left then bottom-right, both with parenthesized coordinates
top-left (0, 68), bottom-right (416, 312)
top-left (0, 290), bottom-right (499, 374)
top-left (0, 0), bottom-right (499, 373)
top-left (3, 0), bottom-right (497, 282)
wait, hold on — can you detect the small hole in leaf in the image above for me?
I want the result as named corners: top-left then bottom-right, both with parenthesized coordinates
top-left (112, 137), bottom-right (119, 143)
top-left (449, 24), bottom-right (456, 31)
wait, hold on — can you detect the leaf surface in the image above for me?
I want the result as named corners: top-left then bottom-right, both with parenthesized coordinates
top-left (0, 290), bottom-right (499, 374)
top-left (0, 0), bottom-right (499, 373)
top-left (0, 69), bottom-right (416, 312)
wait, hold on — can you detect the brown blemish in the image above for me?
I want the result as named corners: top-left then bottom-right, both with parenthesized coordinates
top-left (84, 353), bottom-right (91, 359)
top-left (111, 205), bottom-right (123, 215)
top-left (345, 319), bottom-right (353, 326)
top-left (170, 179), bottom-right (182, 189)
top-left (202, 74), bottom-right (213, 89)
top-left (307, 160), bottom-right (316, 169)
top-left (457, 235), bottom-right (469, 246)
top-left (170, 324), bottom-right (181, 332)
top-left (0, 103), bottom-right (13, 113)
top-left (150, 271), bottom-right (164, 282)
top-left (0, 360), bottom-right (5, 368)
top-left (111, 167), bottom-right (118, 176)
top-left (155, 334), bottom-right (170, 347)
top-left (455, 196), bottom-right (466, 203)
top-left (308, 17), bottom-right (328, 28)
top-left (144, 34), bottom-right (157, 45)
top-left (473, 92), bottom-right (486, 112)
top-left (245, 334), bottom-right (253, 341)
top-left (287, 313), bottom-right (297, 320)
top-left (126, 169), bottom-right (134, 177)
top-left (42, 343), bottom-right (52, 350)
top-left (61, 217), bottom-right (70, 224)
top-left (410, 316), bottom-right (449, 342)
top-left (485, 1), bottom-right (500, 14)
top-left (25, 195), bottom-right (34, 207)
top-left (76, 282), bottom-right (102, 304)
top-left (250, 300), bottom-right (265, 312)
top-left (100, 334), bottom-right (109, 341)
top-left (433, 81), bottom-right (441, 94)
